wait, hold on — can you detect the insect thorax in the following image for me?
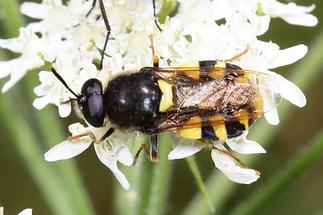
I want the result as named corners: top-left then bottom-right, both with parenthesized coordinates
top-left (104, 69), bottom-right (162, 133)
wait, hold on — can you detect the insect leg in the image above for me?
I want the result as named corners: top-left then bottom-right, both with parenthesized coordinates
top-left (67, 127), bottom-right (115, 144)
top-left (132, 135), bottom-right (158, 165)
top-left (60, 98), bottom-right (77, 105)
top-left (150, 134), bottom-right (158, 162)
top-left (210, 145), bottom-right (250, 169)
top-left (149, 34), bottom-right (159, 67)
top-left (152, 0), bottom-right (162, 31)
top-left (224, 44), bottom-right (250, 62)
top-left (86, 0), bottom-right (97, 17)
top-left (97, 127), bottom-right (115, 143)
top-left (98, 0), bottom-right (111, 70)
top-left (132, 144), bottom-right (150, 166)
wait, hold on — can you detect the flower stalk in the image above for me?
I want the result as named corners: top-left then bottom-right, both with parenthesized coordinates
top-left (0, 95), bottom-right (76, 215)
top-left (132, 143), bottom-right (155, 215)
top-left (186, 156), bottom-right (215, 213)
top-left (158, 0), bottom-right (177, 24)
top-left (147, 134), bottom-right (174, 215)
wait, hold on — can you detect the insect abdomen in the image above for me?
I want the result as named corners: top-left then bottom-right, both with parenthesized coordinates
top-left (155, 60), bottom-right (263, 140)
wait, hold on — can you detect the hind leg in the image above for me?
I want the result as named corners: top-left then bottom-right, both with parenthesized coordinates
top-left (132, 134), bottom-right (159, 165)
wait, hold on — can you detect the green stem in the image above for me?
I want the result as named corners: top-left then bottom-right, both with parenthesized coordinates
top-left (158, 0), bottom-right (177, 24)
top-left (0, 95), bottom-right (75, 215)
top-left (229, 130), bottom-right (323, 215)
top-left (129, 136), bottom-right (155, 215)
top-left (186, 156), bottom-right (215, 213)
top-left (0, 0), bottom-right (22, 36)
top-left (147, 134), bottom-right (174, 215)
top-left (114, 137), bottom-right (144, 215)
top-left (133, 156), bottom-right (155, 215)
top-left (183, 26), bottom-right (323, 215)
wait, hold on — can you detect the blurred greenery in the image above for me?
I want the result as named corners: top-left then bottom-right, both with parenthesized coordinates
top-left (0, 0), bottom-right (322, 215)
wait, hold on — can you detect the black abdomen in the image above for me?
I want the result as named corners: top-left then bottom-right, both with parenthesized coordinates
top-left (105, 69), bottom-right (161, 133)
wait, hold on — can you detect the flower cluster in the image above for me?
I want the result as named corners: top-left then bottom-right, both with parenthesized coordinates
top-left (0, 0), bottom-right (317, 189)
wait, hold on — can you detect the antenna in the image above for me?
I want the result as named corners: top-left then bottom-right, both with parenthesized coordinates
top-left (51, 68), bottom-right (79, 98)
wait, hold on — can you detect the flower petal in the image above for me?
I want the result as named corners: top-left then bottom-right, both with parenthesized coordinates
top-left (267, 44), bottom-right (308, 69)
top-left (94, 144), bottom-right (130, 190)
top-left (114, 145), bottom-right (134, 166)
top-left (226, 136), bottom-right (266, 154)
top-left (18, 208), bottom-right (33, 215)
top-left (44, 140), bottom-right (91, 162)
top-left (268, 72), bottom-right (306, 108)
top-left (168, 141), bottom-right (204, 160)
top-left (263, 2), bottom-right (318, 27)
top-left (258, 76), bottom-right (280, 125)
top-left (21, 2), bottom-right (50, 19)
top-left (211, 147), bottom-right (260, 184)
top-left (264, 108), bottom-right (280, 125)
top-left (58, 102), bottom-right (72, 118)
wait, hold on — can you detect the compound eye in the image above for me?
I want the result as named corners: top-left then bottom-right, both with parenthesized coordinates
top-left (80, 79), bottom-right (105, 127)
top-left (81, 79), bottom-right (103, 95)
top-left (82, 94), bottom-right (105, 127)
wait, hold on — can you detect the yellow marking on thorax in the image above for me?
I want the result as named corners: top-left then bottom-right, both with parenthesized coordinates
top-left (179, 61), bottom-right (200, 80)
top-left (157, 79), bottom-right (174, 112)
top-left (208, 61), bottom-right (226, 80)
top-left (209, 115), bottom-right (227, 140)
top-left (215, 61), bottom-right (226, 68)
top-left (177, 116), bottom-right (202, 139)
top-left (179, 61), bottom-right (200, 67)
top-left (235, 76), bottom-right (249, 83)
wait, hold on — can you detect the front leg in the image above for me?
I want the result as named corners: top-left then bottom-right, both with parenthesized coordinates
top-left (86, 0), bottom-right (97, 17)
top-left (152, 0), bottom-right (162, 31)
top-left (67, 127), bottom-right (115, 144)
top-left (98, 0), bottom-right (111, 70)
top-left (149, 34), bottom-right (159, 67)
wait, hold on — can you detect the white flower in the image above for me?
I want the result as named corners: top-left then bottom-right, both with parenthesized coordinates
top-left (20, 0), bottom-right (89, 33)
top-left (0, 28), bottom-right (45, 93)
top-left (0, 207), bottom-right (32, 215)
top-left (33, 54), bottom-right (99, 117)
top-left (33, 71), bottom-right (72, 117)
top-left (44, 123), bottom-right (133, 190)
top-left (0, 0), bottom-right (318, 186)
top-left (261, 1), bottom-right (318, 27)
top-left (169, 133), bottom-right (265, 184)
top-left (17, 209), bottom-right (32, 215)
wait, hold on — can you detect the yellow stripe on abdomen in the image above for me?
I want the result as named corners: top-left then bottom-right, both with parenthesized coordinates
top-left (213, 124), bottom-right (227, 140)
top-left (177, 116), bottom-right (202, 139)
top-left (209, 115), bottom-right (227, 140)
top-left (235, 110), bottom-right (249, 130)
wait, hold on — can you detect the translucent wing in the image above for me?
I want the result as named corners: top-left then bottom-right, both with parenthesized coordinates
top-left (152, 66), bottom-right (281, 133)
